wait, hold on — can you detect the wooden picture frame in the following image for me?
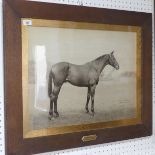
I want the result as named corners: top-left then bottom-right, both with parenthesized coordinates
top-left (3, 0), bottom-right (152, 154)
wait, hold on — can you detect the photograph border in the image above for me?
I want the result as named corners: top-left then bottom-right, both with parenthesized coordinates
top-left (3, 0), bottom-right (152, 154)
top-left (22, 19), bottom-right (142, 138)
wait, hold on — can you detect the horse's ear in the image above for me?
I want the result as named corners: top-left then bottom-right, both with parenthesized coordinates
top-left (110, 51), bottom-right (114, 56)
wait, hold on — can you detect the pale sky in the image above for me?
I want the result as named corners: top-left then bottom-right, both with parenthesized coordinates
top-left (28, 26), bottom-right (137, 76)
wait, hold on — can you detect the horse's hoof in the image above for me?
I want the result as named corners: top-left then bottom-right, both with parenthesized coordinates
top-left (91, 109), bottom-right (94, 113)
top-left (49, 111), bottom-right (53, 116)
top-left (85, 108), bottom-right (89, 113)
top-left (48, 116), bottom-right (52, 120)
top-left (86, 110), bottom-right (89, 113)
top-left (48, 115), bottom-right (56, 120)
top-left (54, 112), bottom-right (59, 117)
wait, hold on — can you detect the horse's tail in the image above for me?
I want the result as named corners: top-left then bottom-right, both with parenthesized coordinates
top-left (48, 70), bottom-right (53, 98)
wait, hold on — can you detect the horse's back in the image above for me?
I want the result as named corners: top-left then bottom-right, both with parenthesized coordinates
top-left (52, 62), bottom-right (69, 70)
top-left (51, 61), bottom-right (98, 87)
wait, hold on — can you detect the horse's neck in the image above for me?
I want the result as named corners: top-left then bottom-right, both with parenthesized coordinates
top-left (92, 55), bottom-right (109, 74)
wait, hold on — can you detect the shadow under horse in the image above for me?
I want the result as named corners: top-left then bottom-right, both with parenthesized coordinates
top-left (48, 51), bottom-right (119, 119)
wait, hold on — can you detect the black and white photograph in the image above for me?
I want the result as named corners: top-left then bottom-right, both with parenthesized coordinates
top-left (22, 19), bottom-right (141, 137)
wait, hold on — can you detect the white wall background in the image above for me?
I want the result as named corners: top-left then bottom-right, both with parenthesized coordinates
top-left (0, 0), bottom-right (5, 155)
top-left (0, 0), bottom-right (154, 155)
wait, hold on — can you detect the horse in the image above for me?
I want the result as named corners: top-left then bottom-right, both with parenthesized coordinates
top-left (48, 51), bottom-right (119, 118)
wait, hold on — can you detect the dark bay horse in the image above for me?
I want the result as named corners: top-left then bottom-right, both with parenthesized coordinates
top-left (48, 51), bottom-right (119, 118)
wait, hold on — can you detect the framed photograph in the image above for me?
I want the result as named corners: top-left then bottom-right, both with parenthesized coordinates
top-left (4, 0), bottom-right (152, 154)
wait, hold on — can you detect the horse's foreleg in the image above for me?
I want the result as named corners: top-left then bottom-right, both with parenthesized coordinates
top-left (54, 99), bottom-right (59, 117)
top-left (49, 98), bottom-right (54, 119)
top-left (90, 85), bottom-right (96, 115)
top-left (85, 87), bottom-right (90, 113)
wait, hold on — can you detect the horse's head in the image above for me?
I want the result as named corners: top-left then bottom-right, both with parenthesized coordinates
top-left (108, 51), bottom-right (119, 70)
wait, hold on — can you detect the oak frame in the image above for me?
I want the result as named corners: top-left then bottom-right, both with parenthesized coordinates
top-left (3, 0), bottom-right (152, 154)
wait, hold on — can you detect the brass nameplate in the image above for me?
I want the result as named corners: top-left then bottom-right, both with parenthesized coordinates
top-left (82, 135), bottom-right (97, 142)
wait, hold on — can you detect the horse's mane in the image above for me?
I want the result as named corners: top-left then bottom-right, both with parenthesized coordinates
top-left (93, 54), bottom-right (109, 64)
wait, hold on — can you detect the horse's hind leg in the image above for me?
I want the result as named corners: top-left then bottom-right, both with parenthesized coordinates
top-left (85, 87), bottom-right (90, 113)
top-left (49, 85), bottom-right (61, 118)
top-left (53, 85), bottom-right (61, 117)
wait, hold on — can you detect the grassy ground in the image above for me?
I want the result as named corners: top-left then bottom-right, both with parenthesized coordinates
top-left (29, 78), bottom-right (136, 130)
